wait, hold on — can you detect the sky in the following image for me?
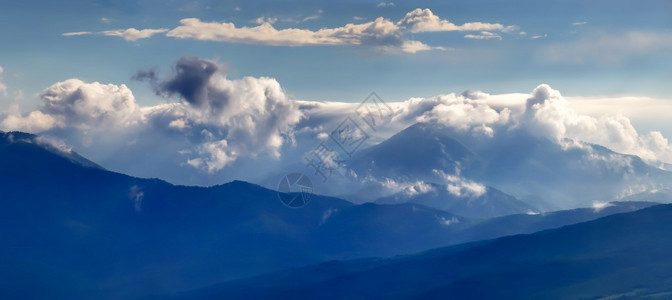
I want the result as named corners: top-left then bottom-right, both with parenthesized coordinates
top-left (1, 0), bottom-right (672, 187)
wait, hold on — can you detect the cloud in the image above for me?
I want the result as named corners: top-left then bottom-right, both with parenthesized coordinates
top-left (101, 17), bottom-right (111, 24)
top-left (398, 8), bottom-right (517, 33)
top-left (62, 31), bottom-right (93, 36)
top-left (252, 17), bottom-right (278, 25)
top-left (523, 84), bottom-right (672, 164)
top-left (1, 105), bottom-right (60, 132)
top-left (1, 57), bottom-right (303, 174)
top-left (376, 2), bottom-right (395, 7)
top-left (0, 66), bottom-right (6, 96)
top-left (539, 31), bottom-right (672, 63)
top-left (591, 201), bottom-right (613, 212)
top-left (389, 92), bottom-right (511, 137)
top-left (166, 16), bottom-right (438, 53)
top-left (1, 79), bottom-right (140, 132)
top-left (464, 31), bottom-right (502, 40)
top-left (141, 57), bottom-right (304, 171)
top-left (403, 181), bottom-right (435, 197)
top-left (62, 8), bottom-right (517, 53)
top-left (433, 168), bottom-right (487, 197)
top-left (101, 28), bottom-right (169, 41)
top-left (302, 15), bottom-right (321, 22)
top-left (571, 21), bottom-right (587, 26)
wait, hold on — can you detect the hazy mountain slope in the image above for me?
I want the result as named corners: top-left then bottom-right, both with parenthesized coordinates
top-left (175, 203), bottom-right (672, 299)
top-left (347, 122), bottom-right (672, 210)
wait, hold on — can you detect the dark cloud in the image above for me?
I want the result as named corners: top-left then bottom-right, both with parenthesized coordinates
top-left (132, 68), bottom-right (158, 83)
top-left (144, 57), bottom-right (219, 107)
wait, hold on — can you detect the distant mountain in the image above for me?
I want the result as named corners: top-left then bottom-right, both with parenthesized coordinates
top-left (376, 182), bottom-right (535, 219)
top-left (347, 122), bottom-right (485, 180)
top-left (175, 203), bottom-right (672, 299)
top-left (451, 201), bottom-right (658, 244)
top-left (347, 122), bottom-right (672, 210)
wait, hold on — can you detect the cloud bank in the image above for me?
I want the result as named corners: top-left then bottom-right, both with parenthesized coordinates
top-left (63, 8), bottom-right (518, 53)
top-left (3, 57), bottom-right (672, 185)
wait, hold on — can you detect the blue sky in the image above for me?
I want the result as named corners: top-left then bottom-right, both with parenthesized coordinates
top-left (1, 0), bottom-right (672, 186)
top-left (1, 0), bottom-right (671, 109)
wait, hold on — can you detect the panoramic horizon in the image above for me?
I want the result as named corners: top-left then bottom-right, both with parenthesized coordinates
top-left (2, 1), bottom-right (672, 299)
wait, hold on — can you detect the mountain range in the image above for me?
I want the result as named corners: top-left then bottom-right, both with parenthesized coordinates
top-left (1, 126), bottom-right (670, 299)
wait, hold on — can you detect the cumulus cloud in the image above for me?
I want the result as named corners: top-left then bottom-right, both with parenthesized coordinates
top-left (524, 84), bottom-right (672, 164)
top-left (1, 79), bottom-right (140, 132)
top-left (389, 92), bottom-right (511, 137)
top-left (101, 28), bottom-right (169, 41)
top-left (140, 57), bottom-right (304, 171)
top-left (1, 57), bottom-right (303, 174)
top-left (398, 8), bottom-right (517, 33)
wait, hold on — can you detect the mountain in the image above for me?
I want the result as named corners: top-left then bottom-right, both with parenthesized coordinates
top-left (0, 131), bottom-right (353, 298)
top-left (451, 200), bottom-right (658, 244)
top-left (173, 203), bottom-right (672, 299)
top-left (376, 182), bottom-right (535, 219)
top-left (347, 121), bottom-right (672, 210)
top-left (347, 122), bottom-right (486, 180)
top-left (0, 131), bottom-right (471, 298)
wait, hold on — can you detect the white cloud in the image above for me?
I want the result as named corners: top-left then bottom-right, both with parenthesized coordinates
top-left (376, 2), bottom-right (395, 7)
top-left (403, 181), bottom-right (435, 197)
top-left (101, 28), bottom-right (169, 41)
top-left (592, 201), bottom-right (613, 212)
top-left (391, 92), bottom-right (510, 137)
top-left (63, 8), bottom-right (516, 53)
top-left (1, 105), bottom-right (61, 132)
top-left (34, 136), bottom-right (72, 154)
top-left (464, 31), bottom-right (502, 40)
top-left (1, 79), bottom-right (140, 132)
top-left (101, 17), bottom-right (111, 24)
top-left (433, 169), bottom-right (487, 197)
top-left (252, 17), bottom-right (278, 25)
top-left (167, 16), bottom-right (437, 53)
top-left (62, 31), bottom-right (93, 36)
top-left (571, 21), bottom-right (587, 26)
top-left (398, 8), bottom-right (517, 33)
top-left (438, 216), bottom-right (460, 226)
top-left (524, 84), bottom-right (672, 164)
